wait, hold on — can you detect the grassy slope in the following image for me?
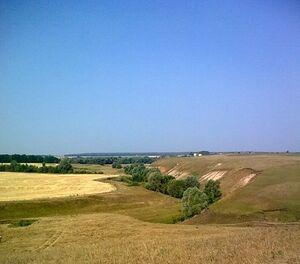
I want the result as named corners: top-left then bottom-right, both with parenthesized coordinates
top-left (0, 181), bottom-right (181, 224)
top-left (1, 213), bottom-right (299, 264)
top-left (154, 155), bottom-right (300, 222)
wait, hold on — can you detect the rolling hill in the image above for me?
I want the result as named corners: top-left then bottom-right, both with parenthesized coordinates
top-left (154, 155), bottom-right (300, 223)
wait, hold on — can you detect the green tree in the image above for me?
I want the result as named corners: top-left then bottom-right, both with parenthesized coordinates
top-left (160, 175), bottom-right (175, 194)
top-left (112, 162), bottom-right (122, 169)
top-left (182, 187), bottom-right (208, 217)
top-left (10, 160), bottom-right (19, 172)
top-left (145, 172), bottom-right (163, 191)
top-left (203, 180), bottom-right (222, 204)
top-left (131, 165), bottom-right (148, 182)
top-left (57, 159), bottom-right (73, 173)
top-left (184, 176), bottom-right (200, 189)
top-left (167, 179), bottom-right (187, 198)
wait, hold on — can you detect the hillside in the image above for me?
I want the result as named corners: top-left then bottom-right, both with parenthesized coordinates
top-left (1, 163), bottom-right (299, 263)
top-left (154, 155), bottom-right (300, 223)
top-left (1, 213), bottom-right (299, 264)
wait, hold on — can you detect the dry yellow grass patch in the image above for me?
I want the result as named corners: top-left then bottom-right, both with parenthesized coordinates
top-left (0, 213), bottom-right (299, 264)
top-left (0, 172), bottom-right (118, 201)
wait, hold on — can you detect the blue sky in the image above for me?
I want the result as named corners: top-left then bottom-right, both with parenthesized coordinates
top-left (0, 0), bottom-right (299, 154)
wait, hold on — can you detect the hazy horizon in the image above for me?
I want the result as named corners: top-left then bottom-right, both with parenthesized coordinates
top-left (1, 0), bottom-right (300, 154)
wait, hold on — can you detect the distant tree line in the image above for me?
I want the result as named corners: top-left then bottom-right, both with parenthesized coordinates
top-left (0, 160), bottom-right (74, 174)
top-left (123, 164), bottom-right (221, 219)
top-left (69, 156), bottom-right (156, 165)
top-left (0, 154), bottom-right (60, 163)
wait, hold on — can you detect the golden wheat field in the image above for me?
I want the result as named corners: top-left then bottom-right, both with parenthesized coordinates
top-left (0, 172), bottom-right (118, 201)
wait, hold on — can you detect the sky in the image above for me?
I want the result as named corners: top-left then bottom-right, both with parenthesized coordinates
top-left (0, 0), bottom-right (300, 154)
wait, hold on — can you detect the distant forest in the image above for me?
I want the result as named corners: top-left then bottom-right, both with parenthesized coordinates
top-left (0, 154), bottom-right (60, 163)
top-left (69, 156), bottom-right (156, 165)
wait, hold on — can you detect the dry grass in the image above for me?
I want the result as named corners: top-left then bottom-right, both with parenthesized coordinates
top-left (1, 157), bottom-right (299, 263)
top-left (0, 172), bottom-right (118, 201)
top-left (154, 155), bottom-right (300, 175)
top-left (154, 155), bottom-right (300, 222)
top-left (0, 181), bottom-right (181, 223)
top-left (0, 213), bottom-right (299, 264)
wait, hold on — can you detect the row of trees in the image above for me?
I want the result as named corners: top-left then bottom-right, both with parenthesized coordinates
top-left (0, 154), bottom-right (60, 163)
top-left (0, 160), bottom-right (74, 174)
top-left (124, 164), bottom-right (221, 218)
top-left (69, 156), bottom-right (156, 165)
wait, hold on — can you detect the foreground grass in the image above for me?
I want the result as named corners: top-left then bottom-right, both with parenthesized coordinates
top-left (1, 213), bottom-right (299, 264)
top-left (0, 181), bottom-right (181, 224)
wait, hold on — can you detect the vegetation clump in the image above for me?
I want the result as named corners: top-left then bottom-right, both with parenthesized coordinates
top-left (0, 154), bottom-right (59, 163)
top-left (9, 219), bottom-right (36, 228)
top-left (69, 156), bottom-right (156, 165)
top-left (0, 159), bottom-right (74, 174)
top-left (204, 180), bottom-right (222, 204)
top-left (124, 164), bottom-right (222, 219)
top-left (112, 162), bottom-right (122, 169)
top-left (182, 187), bottom-right (208, 217)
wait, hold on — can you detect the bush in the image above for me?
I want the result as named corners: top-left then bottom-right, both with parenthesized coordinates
top-left (204, 180), bottom-right (222, 204)
top-left (167, 179), bottom-right (187, 198)
top-left (160, 175), bottom-right (175, 194)
top-left (171, 214), bottom-right (187, 224)
top-left (182, 187), bottom-right (208, 217)
top-left (131, 165), bottom-right (148, 182)
top-left (145, 172), bottom-right (163, 191)
top-left (10, 219), bottom-right (36, 228)
top-left (57, 159), bottom-right (73, 173)
top-left (184, 176), bottom-right (200, 189)
top-left (112, 162), bottom-right (122, 169)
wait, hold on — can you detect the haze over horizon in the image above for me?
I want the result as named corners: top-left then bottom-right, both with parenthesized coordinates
top-left (1, 0), bottom-right (300, 154)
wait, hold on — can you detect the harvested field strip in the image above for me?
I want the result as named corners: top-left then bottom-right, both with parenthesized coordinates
top-left (0, 172), bottom-right (118, 201)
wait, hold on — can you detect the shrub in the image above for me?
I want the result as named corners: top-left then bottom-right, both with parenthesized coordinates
top-left (160, 175), bottom-right (175, 194)
top-left (204, 180), bottom-right (222, 204)
top-left (184, 176), bottom-right (200, 189)
top-left (182, 187), bottom-right (208, 217)
top-left (57, 159), bottom-right (73, 173)
top-left (112, 162), bottom-right (122, 169)
top-left (145, 172), bottom-right (163, 191)
top-left (9, 219), bottom-right (36, 228)
top-left (167, 179), bottom-right (187, 198)
top-left (131, 165), bottom-right (148, 182)
top-left (171, 214), bottom-right (187, 224)
top-left (114, 175), bottom-right (133, 184)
